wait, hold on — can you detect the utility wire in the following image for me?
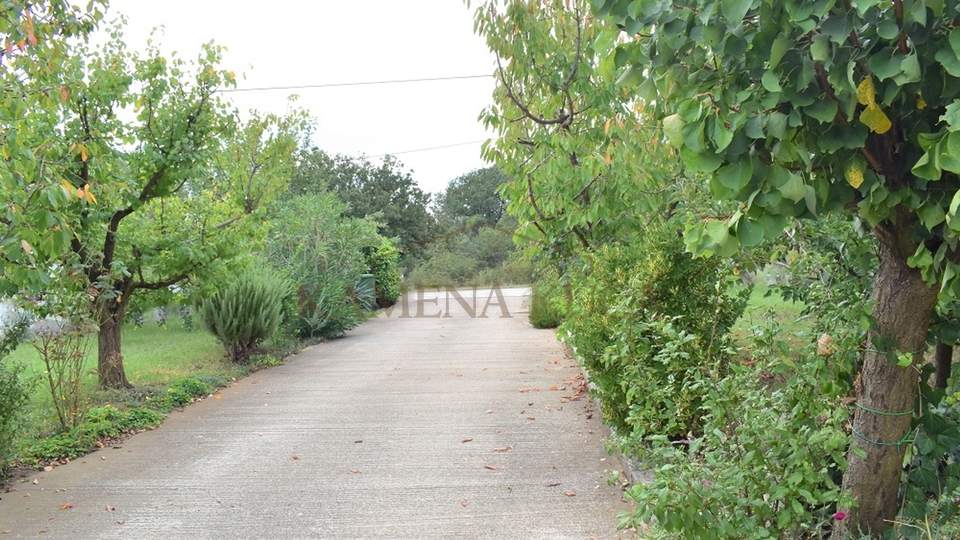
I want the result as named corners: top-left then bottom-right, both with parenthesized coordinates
top-left (219, 74), bottom-right (491, 93)
top-left (369, 139), bottom-right (488, 158)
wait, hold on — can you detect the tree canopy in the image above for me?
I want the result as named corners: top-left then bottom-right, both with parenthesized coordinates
top-left (289, 148), bottom-right (435, 253)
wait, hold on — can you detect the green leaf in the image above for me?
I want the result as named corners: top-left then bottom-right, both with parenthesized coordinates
top-left (907, 245), bottom-right (933, 269)
top-left (716, 157), bottom-right (753, 191)
top-left (766, 112), bottom-right (787, 139)
top-left (761, 70), bottom-right (782, 92)
top-left (942, 100), bottom-right (960, 129)
top-left (868, 49), bottom-right (903, 81)
top-left (616, 65), bottom-right (645, 87)
top-left (918, 203), bottom-right (946, 230)
top-left (680, 147), bottom-right (724, 173)
top-left (876, 20), bottom-right (900, 40)
top-left (736, 216), bottom-right (764, 247)
top-left (711, 116), bottom-right (734, 151)
top-left (810, 34), bottom-right (831, 62)
top-left (804, 99), bottom-right (838, 123)
top-left (721, 0), bottom-right (752, 27)
top-left (769, 35), bottom-right (791, 69)
top-left (663, 114), bottom-right (683, 147)
top-left (779, 172), bottom-right (806, 203)
top-left (935, 43), bottom-right (960, 78)
top-left (899, 53), bottom-right (921, 83)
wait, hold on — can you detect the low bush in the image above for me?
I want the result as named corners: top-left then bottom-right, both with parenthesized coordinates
top-left (529, 282), bottom-right (564, 329)
top-left (565, 223), bottom-right (748, 441)
top-left (0, 319), bottom-right (30, 472)
top-left (622, 349), bottom-right (853, 540)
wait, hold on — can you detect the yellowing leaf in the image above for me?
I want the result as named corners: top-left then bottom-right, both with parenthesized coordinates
top-left (77, 188), bottom-right (85, 199)
top-left (227, 71), bottom-right (235, 80)
top-left (79, 145), bottom-right (87, 162)
top-left (845, 159), bottom-right (866, 189)
top-left (860, 103), bottom-right (892, 134)
top-left (916, 94), bottom-right (927, 110)
top-left (84, 189), bottom-right (98, 204)
top-left (20, 239), bottom-right (33, 254)
top-left (604, 118), bottom-right (611, 134)
top-left (856, 77), bottom-right (876, 106)
top-left (60, 86), bottom-right (68, 102)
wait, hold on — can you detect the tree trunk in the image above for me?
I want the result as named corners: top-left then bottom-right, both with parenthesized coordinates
top-left (97, 298), bottom-right (131, 389)
top-left (839, 239), bottom-right (939, 537)
top-left (934, 339), bottom-right (952, 390)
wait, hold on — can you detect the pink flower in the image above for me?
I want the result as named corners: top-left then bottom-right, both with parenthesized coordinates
top-left (834, 511), bottom-right (847, 521)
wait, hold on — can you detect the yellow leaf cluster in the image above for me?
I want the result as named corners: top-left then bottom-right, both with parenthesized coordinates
top-left (845, 159), bottom-right (866, 189)
top-left (856, 77), bottom-right (892, 134)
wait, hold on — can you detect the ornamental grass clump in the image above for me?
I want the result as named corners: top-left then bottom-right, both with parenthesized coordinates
top-left (200, 269), bottom-right (291, 363)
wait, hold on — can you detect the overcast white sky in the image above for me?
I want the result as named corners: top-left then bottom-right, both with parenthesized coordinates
top-left (104, 0), bottom-right (497, 196)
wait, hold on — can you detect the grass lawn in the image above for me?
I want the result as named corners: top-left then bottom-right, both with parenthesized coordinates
top-left (7, 316), bottom-right (248, 438)
top-left (730, 279), bottom-right (813, 351)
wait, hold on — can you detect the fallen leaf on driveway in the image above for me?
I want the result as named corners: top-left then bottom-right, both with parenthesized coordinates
top-left (484, 410), bottom-right (493, 414)
top-left (105, 505), bottom-right (115, 512)
top-left (290, 455), bottom-right (299, 461)
top-left (549, 386), bottom-right (559, 391)
top-left (527, 416), bottom-right (536, 420)
top-left (349, 469), bottom-right (361, 474)
top-left (483, 465), bottom-right (499, 470)
top-left (1, 530), bottom-right (12, 534)
top-left (461, 438), bottom-right (473, 443)
top-left (564, 492), bottom-right (577, 497)
top-left (492, 446), bottom-right (511, 452)
top-left (59, 503), bottom-right (73, 510)
top-left (460, 499), bottom-right (468, 507)
top-left (546, 482), bottom-right (560, 487)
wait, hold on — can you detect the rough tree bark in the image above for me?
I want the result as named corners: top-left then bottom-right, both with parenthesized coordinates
top-left (839, 228), bottom-right (940, 536)
top-left (97, 298), bottom-right (131, 389)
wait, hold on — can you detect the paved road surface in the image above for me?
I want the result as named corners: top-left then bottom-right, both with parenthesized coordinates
top-left (1, 288), bottom-right (634, 539)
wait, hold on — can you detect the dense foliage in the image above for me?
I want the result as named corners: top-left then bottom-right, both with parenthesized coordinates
top-left (565, 223), bottom-right (748, 441)
top-left (265, 194), bottom-right (380, 339)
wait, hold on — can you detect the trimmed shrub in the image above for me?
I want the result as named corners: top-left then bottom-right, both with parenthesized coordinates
top-left (200, 269), bottom-right (291, 363)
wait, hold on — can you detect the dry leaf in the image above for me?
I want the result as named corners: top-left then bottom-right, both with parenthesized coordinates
top-left (817, 333), bottom-right (835, 356)
top-left (483, 465), bottom-right (499, 470)
top-left (105, 505), bottom-right (115, 512)
top-left (460, 499), bottom-right (468, 507)
top-left (492, 446), bottom-right (511, 452)
top-left (348, 469), bottom-right (361, 474)
top-left (546, 482), bottom-right (560, 487)
top-left (564, 491), bottom-right (577, 497)
top-left (290, 455), bottom-right (299, 461)
top-left (214, 394), bottom-right (222, 399)
top-left (60, 503), bottom-right (73, 510)
top-left (0, 530), bottom-right (11, 534)
top-left (527, 416), bottom-right (536, 420)
top-left (461, 438), bottom-right (473, 443)
top-left (549, 386), bottom-right (559, 391)
top-left (484, 410), bottom-right (493, 414)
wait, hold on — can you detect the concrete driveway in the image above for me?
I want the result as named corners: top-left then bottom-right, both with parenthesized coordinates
top-left (0, 287), bottom-right (634, 539)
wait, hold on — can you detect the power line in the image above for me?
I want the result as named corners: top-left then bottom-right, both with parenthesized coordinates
top-left (219, 74), bottom-right (492, 93)
top-left (368, 139), bottom-right (488, 159)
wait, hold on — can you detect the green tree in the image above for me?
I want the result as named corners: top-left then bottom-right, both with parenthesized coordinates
top-left (585, 0), bottom-right (960, 535)
top-left (434, 166), bottom-right (508, 228)
top-left (4, 21), bottom-right (307, 388)
top-left (289, 147), bottom-right (435, 253)
top-left (0, 1), bottom-right (105, 292)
